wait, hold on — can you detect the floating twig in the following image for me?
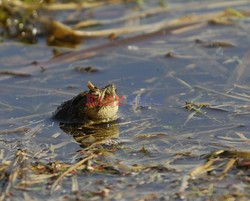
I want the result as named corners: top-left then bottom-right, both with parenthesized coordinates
top-left (0, 127), bottom-right (28, 135)
top-left (0, 71), bottom-right (31, 77)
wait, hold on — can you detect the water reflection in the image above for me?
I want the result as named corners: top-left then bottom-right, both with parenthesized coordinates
top-left (59, 122), bottom-right (120, 148)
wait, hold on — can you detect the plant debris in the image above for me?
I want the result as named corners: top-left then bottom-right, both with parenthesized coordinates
top-left (75, 66), bottom-right (99, 73)
top-left (195, 39), bottom-right (236, 48)
top-left (0, 71), bottom-right (31, 77)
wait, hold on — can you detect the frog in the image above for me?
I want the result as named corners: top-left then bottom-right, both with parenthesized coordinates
top-left (53, 81), bottom-right (120, 125)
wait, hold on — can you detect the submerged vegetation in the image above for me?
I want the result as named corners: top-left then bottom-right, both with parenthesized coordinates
top-left (0, 0), bottom-right (166, 45)
top-left (0, 0), bottom-right (250, 200)
top-left (0, 0), bottom-right (249, 46)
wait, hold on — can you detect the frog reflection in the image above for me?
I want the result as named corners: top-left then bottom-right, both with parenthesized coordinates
top-left (59, 122), bottom-right (120, 148)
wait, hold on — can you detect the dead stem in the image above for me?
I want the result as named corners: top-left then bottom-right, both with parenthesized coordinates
top-left (178, 175), bottom-right (189, 199)
top-left (74, 7), bottom-right (169, 29)
top-left (44, 13), bottom-right (216, 38)
top-left (180, 124), bottom-right (243, 138)
top-left (7, 0), bottom-right (124, 10)
top-left (226, 52), bottom-right (250, 87)
top-left (0, 150), bottom-right (28, 201)
top-left (0, 127), bottom-right (28, 135)
top-left (169, 74), bottom-right (193, 91)
top-left (51, 154), bottom-right (96, 192)
top-left (71, 175), bottom-right (79, 192)
top-left (219, 158), bottom-right (236, 180)
top-left (0, 112), bottom-right (50, 126)
top-left (0, 71), bottom-right (31, 77)
top-left (0, 84), bottom-right (76, 97)
top-left (73, 0), bottom-right (250, 29)
top-left (189, 159), bottom-right (217, 179)
top-left (234, 132), bottom-right (250, 143)
top-left (196, 85), bottom-right (250, 102)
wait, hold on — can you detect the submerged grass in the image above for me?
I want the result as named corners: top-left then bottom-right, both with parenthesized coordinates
top-left (1, 140), bottom-right (249, 200)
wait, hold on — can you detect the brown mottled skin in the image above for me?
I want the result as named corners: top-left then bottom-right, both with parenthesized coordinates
top-left (53, 82), bottom-right (119, 125)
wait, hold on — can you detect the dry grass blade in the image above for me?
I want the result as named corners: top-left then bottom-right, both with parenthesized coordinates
top-left (24, 124), bottom-right (44, 138)
top-left (183, 110), bottom-right (199, 127)
top-left (219, 158), bottom-right (236, 180)
top-left (25, 174), bottom-right (58, 186)
top-left (234, 84), bottom-right (250, 90)
top-left (0, 127), bottom-right (28, 135)
top-left (225, 150), bottom-right (250, 159)
top-left (208, 150), bottom-right (250, 159)
top-left (195, 39), bottom-right (235, 48)
top-left (74, 7), bottom-right (169, 29)
top-left (0, 83), bottom-right (76, 96)
top-left (178, 175), bottom-right (189, 199)
top-left (71, 175), bottom-right (79, 192)
top-left (189, 159), bottom-right (217, 179)
top-left (0, 112), bottom-right (50, 127)
top-left (169, 74), bottom-right (193, 91)
top-left (74, 0), bottom-right (250, 29)
top-left (0, 71), bottom-right (31, 77)
top-left (0, 150), bottom-right (28, 201)
top-left (226, 52), bottom-right (250, 87)
top-left (180, 124), bottom-right (243, 138)
top-left (234, 132), bottom-right (250, 143)
top-left (8, 0), bottom-right (122, 10)
top-left (7, 0), bottom-right (250, 12)
top-left (171, 22), bottom-right (207, 34)
top-left (51, 154), bottom-right (95, 192)
top-left (228, 91), bottom-right (250, 99)
top-left (50, 141), bottom-right (72, 152)
top-left (49, 13), bottom-right (217, 38)
top-left (202, 0), bottom-right (250, 9)
top-left (196, 85), bottom-right (250, 103)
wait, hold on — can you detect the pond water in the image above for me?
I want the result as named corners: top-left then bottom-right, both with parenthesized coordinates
top-left (0, 0), bottom-right (250, 200)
